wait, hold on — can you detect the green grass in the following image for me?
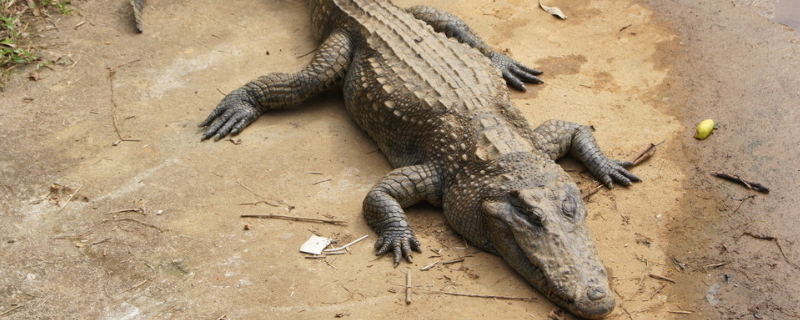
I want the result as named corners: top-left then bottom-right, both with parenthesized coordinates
top-left (1, 0), bottom-right (72, 84)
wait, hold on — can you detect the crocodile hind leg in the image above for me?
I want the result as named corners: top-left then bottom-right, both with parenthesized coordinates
top-left (405, 5), bottom-right (543, 91)
top-left (364, 164), bottom-right (443, 267)
top-left (200, 29), bottom-right (354, 140)
top-left (532, 119), bottom-right (641, 188)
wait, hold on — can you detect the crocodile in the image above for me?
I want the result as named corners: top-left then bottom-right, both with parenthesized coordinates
top-left (200, 0), bottom-right (640, 318)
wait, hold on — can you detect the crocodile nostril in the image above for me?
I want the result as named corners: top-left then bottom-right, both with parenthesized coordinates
top-left (587, 286), bottom-right (607, 301)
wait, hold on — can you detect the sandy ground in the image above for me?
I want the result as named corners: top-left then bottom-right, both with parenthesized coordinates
top-left (1, 0), bottom-right (798, 319)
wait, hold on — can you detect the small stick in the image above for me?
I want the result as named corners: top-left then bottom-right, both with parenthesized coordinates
top-left (313, 178), bottom-right (332, 185)
top-left (420, 261), bottom-right (439, 271)
top-left (238, 200), bottom-right (280, 207)
top-left (324, 235), bottom-right (369, 252)
top-left (57, 185), bottom-right (82, 213)
top-left (442, 257), bottom-right (465, 265)
top-left (711, 172), bottom-right (770, 194)
top-left (648, 274), bottom-right (676, 283)
top-left (405, 271), bottom-right (412, 305)
top-left (630, 142), bottom-right (659, 166)
top-left (118, 279), bottom-right (148, 294)
top-left (743, 233), bottom-right (800, 270)
top-left (105, 208), bottom-right (145, 215)
top-left (0, 305), bottom-right (24, 316)
top-left (90, 237), bottom-right (112, 246)
top-left (733, 195), bottom-right (755, 213)
top-left (236, 180), bottom-right (262, 197)
top-left (240, 214), bottom-right (347, 225)
top-left (667, 310), bottom-right (694, 314)
top-left (107, 59), bottom-right (142, 144)
top-left (648, 283), bottom-right (668, 300)
top-left (102, 218), bottom-right (165, 232)
top-left (433, 291), bottom-right (537, 301)
top-left (703, 262), bottom-right (728, 269)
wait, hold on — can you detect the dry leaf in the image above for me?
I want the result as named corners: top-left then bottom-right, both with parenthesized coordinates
top-left (539, 1), bottom-right (567, 20)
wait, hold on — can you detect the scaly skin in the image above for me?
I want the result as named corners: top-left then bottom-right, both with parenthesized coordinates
top-left (200, 1), bottom-right (640, 318)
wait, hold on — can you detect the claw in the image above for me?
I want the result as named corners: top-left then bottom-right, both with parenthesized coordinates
top-left (199, 88), bottom-right (262, 141)
top-left (491, 51), bottom-right (544, 91)
top-left (374, 229), bottom-right (422, 267)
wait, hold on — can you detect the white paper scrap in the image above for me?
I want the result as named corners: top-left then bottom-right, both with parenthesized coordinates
top-left (299, 235), bottom-right (332, 255)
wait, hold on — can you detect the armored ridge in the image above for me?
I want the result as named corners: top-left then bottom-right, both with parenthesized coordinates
top-left (200, 0), bottom-right (640, 318)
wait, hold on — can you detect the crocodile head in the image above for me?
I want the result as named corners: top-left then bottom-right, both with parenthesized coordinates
top-left (482, 180), bottom-right (614, 319)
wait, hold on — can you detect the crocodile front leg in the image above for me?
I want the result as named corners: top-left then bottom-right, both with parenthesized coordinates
top-left (200, 29), bottom-right (354, 140)
top-left (364, 164), bottom-right (443, 267)
top-left (405, 5), bottom-right (543, 91)
top-left (532, 119), bottom-right (641, 188)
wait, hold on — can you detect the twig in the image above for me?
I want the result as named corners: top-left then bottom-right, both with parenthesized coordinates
top-left (240, 214), bottom-right (347, 225)
top-left (703, 262), bottom-right (728, 269)
top-left (90, 237), bottom-right (112, 246)
top-left (733, 195), bottom-right (755, 213)
top-left (648, 274), bottom-right (676, 283)
top-left (105, 208), bottom-right (145, 215)
top-left (107, 59), bottom-right (142, 144)
top-left (313, 178), bottom-right (332, 185)
top-left (0, 305), bottom-right (23, 316)
top-left (118, 279), bottom-right (148, 294)
top-left (582, 184), bottom-right (604, 200)
top-left (442, 257), bottom-right (465, 265)
top-left (238, 200), bottom-right (280, 207)
top-left (420, 261), bottom-right (439, 271)
top-left (324, 235), bottom-right (369, 252)
top-left (405, 271), bottom-right (412, 305)
top-left (630, 142), bottom-right (660, 166)
top-left (743, 232), bottom-right (800, 270)
top-left (237, 180), bottom-right (261, 197)
top-left (667, 310), bottom-right (694, 314)
top-left (433, 291), bottom-right (537, 301)
top-left (102, 218), bottom-right (165, 232)
top-left (56, 185), bottom-right (82, 213)
top-left (711, 172), bottom-right (770, 194)
top-left (304, 252), bottom-right (346, 259)
top-left (648, 283), bottom-right (668, 300)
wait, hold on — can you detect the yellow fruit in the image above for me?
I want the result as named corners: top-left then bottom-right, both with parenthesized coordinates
top-left (694, 119), bottom-right (716, 140)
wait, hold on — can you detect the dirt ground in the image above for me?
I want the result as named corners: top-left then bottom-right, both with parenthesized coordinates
top-left (1, 0), bottom-right (799, 319)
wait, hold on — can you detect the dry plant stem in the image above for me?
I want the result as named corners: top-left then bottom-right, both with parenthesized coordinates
top-left (649, 283), bottom-right (668, 300)
top-left (240, 214), bottom-right (347, 225)
top-left (0, 305), bottom-right (24, 316)
top-left (711, 171), bottom-right (770, 194)
top-left (733, 195), bottom-right (755, 213)
top-left (102, 218), bottom-right (165, 232)
top-left (442, 257), bottom-right (465, 265)
top-left (433, 291), bottom-right (537, 301)
top-left (325, 235), bottom-right (369, 252)
top-left (107, 60), bottom-right (142, 143)
top-left (118, 279), bottom-right (148, 294)
top-left (56, 185), bottom-right (82, 213)
top-left (667, 310), bottom-right (693, 314)
top-left (420, 261), bottom-right (439, 271)
top-left (405, 271), bottom-right (412, 305)
top-left (743, 232), bottom-right (800, 270)
top-left (648, 274), bottom-right (676, 283)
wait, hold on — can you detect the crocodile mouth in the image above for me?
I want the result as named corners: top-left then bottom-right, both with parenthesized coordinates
top-left (527, 257), bottom-right (615, 319)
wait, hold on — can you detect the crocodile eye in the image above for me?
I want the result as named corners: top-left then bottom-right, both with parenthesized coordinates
top-left (511, 203), bottom-right (544, 226)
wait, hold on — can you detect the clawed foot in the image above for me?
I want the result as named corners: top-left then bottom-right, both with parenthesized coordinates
top-left (199, 88), bottom-right (262, 141)
top-left (593, 159), bottom-right (641, 188)
top-left (490, 51), bottom-right (543, 92)
top-left (374, 228), bottom-right (421, 267)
